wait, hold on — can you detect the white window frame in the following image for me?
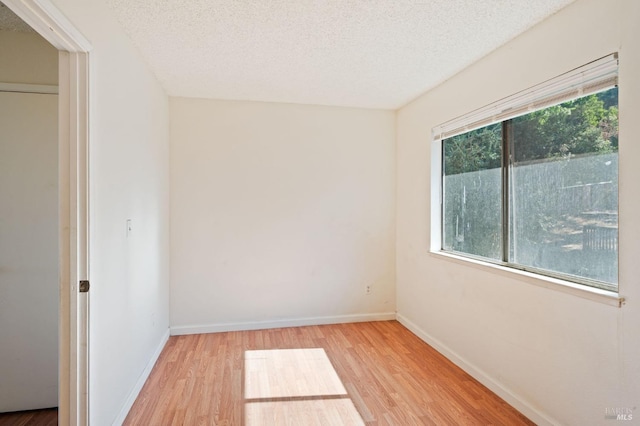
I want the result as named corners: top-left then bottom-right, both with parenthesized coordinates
top-left (430, 54), bottom-right (625, 308)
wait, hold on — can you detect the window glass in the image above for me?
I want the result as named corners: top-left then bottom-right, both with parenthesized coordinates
top-left (442, 123), bottom-right (502, 260)
top-left (441, 87), bottom-right (618, 290)
top-left (509, 87), bottom-right (618, 286)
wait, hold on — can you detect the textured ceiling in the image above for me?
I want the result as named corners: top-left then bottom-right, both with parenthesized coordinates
top-left (0, 1), bottom-right (35, 32)
top-left (105, 0), bottom-right (574, 109)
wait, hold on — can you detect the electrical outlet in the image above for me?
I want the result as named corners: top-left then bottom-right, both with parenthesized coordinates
top-left (366, 285), bottom-right (372, 295)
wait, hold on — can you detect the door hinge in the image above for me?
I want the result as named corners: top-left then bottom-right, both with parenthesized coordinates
top-left (79, 280), bottom-right (90, 293)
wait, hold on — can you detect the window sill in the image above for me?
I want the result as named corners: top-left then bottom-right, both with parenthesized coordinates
top-left (429, 250), bottom-right (625, 308)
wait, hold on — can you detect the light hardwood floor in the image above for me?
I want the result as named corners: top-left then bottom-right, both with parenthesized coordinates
top-left (0, 408), bottom-right (57, 426)
top-left (124, 321), bottom-right (533, 425)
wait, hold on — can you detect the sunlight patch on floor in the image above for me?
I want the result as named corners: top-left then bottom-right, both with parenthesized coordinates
top-left (244, 348), bottom-right (346, 399)
top-left (244, 348), bottom-right (364, 425)
top-left (245, 399), bottom-right (364, 425)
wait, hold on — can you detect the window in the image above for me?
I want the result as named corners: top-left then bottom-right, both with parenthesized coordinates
top-left (436, 55), bottom-right (619, 292)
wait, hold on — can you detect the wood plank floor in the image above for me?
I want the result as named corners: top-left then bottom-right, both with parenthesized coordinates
top-left (0, 408), bottom-right (57, 426)
top-left (125, 321), bottom-right (533, 425)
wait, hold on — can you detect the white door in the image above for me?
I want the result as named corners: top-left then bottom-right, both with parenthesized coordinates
top-left (0, 91), bottom-right (58, 412)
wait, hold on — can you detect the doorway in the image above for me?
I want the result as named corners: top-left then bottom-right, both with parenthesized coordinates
top-left (1, 0), bottom-right (91, 424)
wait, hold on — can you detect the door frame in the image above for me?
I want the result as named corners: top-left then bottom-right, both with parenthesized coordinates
top-left (2, 1), bottom-right (91, 424)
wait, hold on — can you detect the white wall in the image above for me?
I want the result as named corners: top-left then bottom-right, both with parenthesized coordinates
top-left (0, 30), bottom-right (58, 85)
top-left (46, 1), bottom-right (171, 424)
top-left (170, 98), bottom-right (396, 331)
top-left (396, 0), bottom-right (639, 425)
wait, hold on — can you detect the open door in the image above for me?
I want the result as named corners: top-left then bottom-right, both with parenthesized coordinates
top-left (2, 1), bottom-right (91, 424)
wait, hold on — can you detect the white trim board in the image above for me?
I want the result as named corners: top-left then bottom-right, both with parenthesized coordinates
top-left (396, 313), bottom-right (558, 426)
top-left (170, 312), bottom-right (397, 336)
top-left (4, 0), bottom-right (91, 52)
top-left (111, 329), bottom-right (170, 426)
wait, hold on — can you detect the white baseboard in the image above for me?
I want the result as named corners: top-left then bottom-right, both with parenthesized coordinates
top-left (170, 312), bottom-right (397, 336)
top-left (112, 328), bottom-right (170, 426)
top-left (396, 313), bottom-right (557, 426)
